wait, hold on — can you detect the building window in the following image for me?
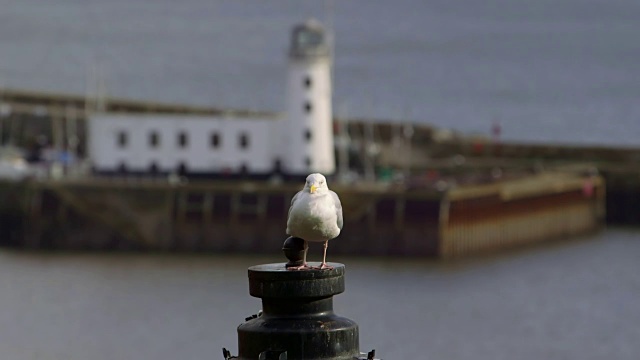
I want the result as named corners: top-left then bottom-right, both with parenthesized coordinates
top-left (303, 76), bottom-right (312, 89)
top-left (210, 132), bottom-right (221, 148)
top-left (273, 158), bottom-right (282, 174)
top-left (150, 162), bottom-right (159, 173)
top-left (149, 131), bottom-right (160, 148)
top-left (239, 132), bottom-right (249, 149)
top-left (117, 131), bottom-right (127, 148)
top-left (304, 129), bottom-right (312, 142)
top-left (305, 157), bottom-right (311, 168)
top-left (304, 102), bottom-right (312, 113)
top-left (178, 131), bottom-right (188, 148)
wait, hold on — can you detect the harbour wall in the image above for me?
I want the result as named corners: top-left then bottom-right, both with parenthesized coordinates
top-left (0, 171), bottom-right (604, 258)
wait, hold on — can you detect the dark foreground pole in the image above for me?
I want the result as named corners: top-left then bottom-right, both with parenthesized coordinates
top-left (223, 237), bottom-right (377, 360)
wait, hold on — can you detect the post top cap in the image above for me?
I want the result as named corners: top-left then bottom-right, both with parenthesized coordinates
top-left (249, 262), bottom-right (344, 278)
top-left (248, 263), bottom-right (345, 298)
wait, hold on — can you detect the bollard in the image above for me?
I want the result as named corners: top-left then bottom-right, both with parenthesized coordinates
top-left (223, 237), bottom-right (378, 360)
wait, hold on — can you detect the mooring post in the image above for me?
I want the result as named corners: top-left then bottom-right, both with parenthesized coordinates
top-left (223, 237), bottom-right (377, 360)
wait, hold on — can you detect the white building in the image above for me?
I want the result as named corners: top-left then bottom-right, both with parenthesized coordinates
top-left (88, 20), bottom-right (335, 178)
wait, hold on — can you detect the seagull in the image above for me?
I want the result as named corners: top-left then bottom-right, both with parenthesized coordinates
top-left (286, 173), bottom-right (343, 270)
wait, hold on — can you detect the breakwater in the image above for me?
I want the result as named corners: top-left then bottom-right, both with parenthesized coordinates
top-left (0, 170), bottom-right (604, 258)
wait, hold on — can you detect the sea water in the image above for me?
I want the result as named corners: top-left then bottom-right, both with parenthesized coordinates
top-left (0, 228), bottom-right (638, 359)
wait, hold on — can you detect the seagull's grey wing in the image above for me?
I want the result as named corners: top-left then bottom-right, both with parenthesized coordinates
top-left (287, 190), bottom-right (302, 220)
top-left (286, 191), bottom-right (303, 235)
top-left (330, 190), bottom-right (343, 229)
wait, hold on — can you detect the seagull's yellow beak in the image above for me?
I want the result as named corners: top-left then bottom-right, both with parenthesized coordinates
top-left (310, 184), bottom-right (318, 194)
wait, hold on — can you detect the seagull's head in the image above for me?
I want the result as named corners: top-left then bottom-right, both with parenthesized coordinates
top-left (304, 173), bottom-right (329, 195)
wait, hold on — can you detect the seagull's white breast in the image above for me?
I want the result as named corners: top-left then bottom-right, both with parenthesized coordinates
top-left (287, 192), bottom-right (341, 243)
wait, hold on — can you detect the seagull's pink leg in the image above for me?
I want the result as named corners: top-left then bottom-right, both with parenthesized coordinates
top-left (319, 240), bottom-right (333, 270)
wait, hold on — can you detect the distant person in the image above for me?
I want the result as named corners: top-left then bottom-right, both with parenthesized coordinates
top-left (491, 121), bottom-right (501, 143)
top-left (25, 135), bottom-right (47, 163)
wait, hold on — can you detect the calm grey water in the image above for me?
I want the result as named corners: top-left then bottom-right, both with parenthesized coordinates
top-left (0, 228), bottom-right (638, 360)
top-left (1, 0), bottom-right (639, 145)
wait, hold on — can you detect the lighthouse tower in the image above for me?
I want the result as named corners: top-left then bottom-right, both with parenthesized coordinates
top-left (280, 20), bottom-right (335, 176)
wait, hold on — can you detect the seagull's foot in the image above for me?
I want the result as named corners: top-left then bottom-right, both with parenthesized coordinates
top-left (287, 263), bottom-right (312, 271)
top-left (312, 262), bottom-right (334, 270)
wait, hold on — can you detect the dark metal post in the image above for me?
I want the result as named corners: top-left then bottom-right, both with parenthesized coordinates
top-left (224, 237), bottom-right (377, 360)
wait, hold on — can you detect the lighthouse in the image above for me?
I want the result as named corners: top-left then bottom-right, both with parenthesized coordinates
top-left (280, 19), bottom-right (335, 176)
